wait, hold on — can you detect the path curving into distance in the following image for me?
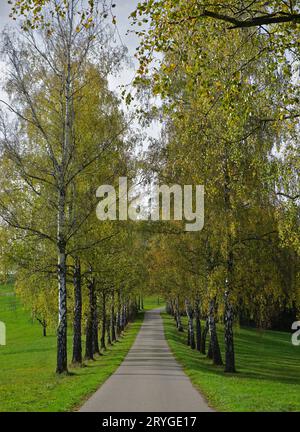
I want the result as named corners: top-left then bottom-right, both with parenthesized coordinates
top-left (79, 308), bottom-right (213, 412)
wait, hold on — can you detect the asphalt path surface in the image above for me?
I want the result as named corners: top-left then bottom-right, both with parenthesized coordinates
top-left (79, 308), bottom-right (213, 412)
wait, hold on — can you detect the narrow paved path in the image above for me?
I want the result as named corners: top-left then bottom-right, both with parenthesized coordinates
top-left (79, 309), bottom-right (212, 412)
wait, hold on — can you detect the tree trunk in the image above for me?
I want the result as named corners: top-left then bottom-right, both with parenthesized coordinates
top-left (43, 322), bottom-right (47, 337)
top-left (171, 299), bottom-right (175, 317)
top-left (56, 217), bottom-right (68, 373)
top-left (176, 311), bottom-right (184, 332)
top-left (224, 286), bottom-right (235, 372)
top-left (201, 318), bottom-right (209, 355)
top-left (122, 302), bottom-right (127, 329)
top-left (175, 297), bottom-right (184, 332)
top-left (72, 257), bottom-right (82, 364)
top-left (126, 300), bottom-right (129, 324)
top-left (207, 338), bottom-right (213, 359)
top-left (111, 291), bottom-right (116, 342)
top-left (166, 299), bottom-right (174, 316)
top-left (107, 319), bottom-right (112, 345)
top-left (185, 299), bottom-right (195, 349)
top-left (101, 291), bottom-right (106, 351)
top-left (92, 285), bottom-right (100, 355)
top-left (132, 299), bottom-right (137, 320)
top-left (208, 298), bottom-right (223, 366)
top-left (37, 318), bottom-right (47, 337)
top-left (116, 290), bottom-right (122, 336)
top-left (194, 298), bottom-right (202, 352)
top-left (85, 277), bottom-right (94, 361)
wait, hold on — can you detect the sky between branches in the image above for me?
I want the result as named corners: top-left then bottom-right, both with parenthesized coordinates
top-left (0, 0), bottom-right (161, 142)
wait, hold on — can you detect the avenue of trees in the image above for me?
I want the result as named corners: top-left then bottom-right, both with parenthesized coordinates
top-left (131, 0), bottom-right (300, 373)
top-left (0, 0), bottom-right (147, 374)
top-left (0, 1), bottom-right (299, 377)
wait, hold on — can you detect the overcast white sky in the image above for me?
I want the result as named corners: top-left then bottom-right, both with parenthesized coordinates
top-left (0, 0), bottom-right (140, 61)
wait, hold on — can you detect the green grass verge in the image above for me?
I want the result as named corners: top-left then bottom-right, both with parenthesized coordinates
top-left (143, 295), bottom-right (165, 311)
top-left (0, 286), bottom-right (144, 412)
top-left (162, 312), bottom-right (300, 412)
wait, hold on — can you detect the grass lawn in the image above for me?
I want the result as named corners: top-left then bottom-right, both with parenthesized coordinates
top-left (143, 295), bottom-right (165, 311)
top-left (162, 312), bottom-right (300, 412)
top-left (0, 284), bottom-right (144, 412)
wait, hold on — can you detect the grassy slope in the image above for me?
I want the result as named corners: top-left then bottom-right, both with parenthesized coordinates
top-left (162, 312), bottom-right (300, 412)
top-left (0, 285), bottom-right (144, 412)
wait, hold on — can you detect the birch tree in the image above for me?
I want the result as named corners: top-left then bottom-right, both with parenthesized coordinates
top-left (0, 0), bottom-right (127, 373)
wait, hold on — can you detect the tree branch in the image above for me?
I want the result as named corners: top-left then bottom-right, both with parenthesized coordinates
top-left (277, 192), bottom-right (300, 201)
top-left (201, 10), bottom-right (300, 29)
